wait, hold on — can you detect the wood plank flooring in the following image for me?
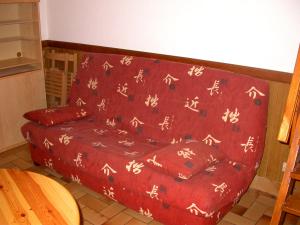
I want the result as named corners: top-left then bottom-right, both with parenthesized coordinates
top-left (1, 144), bottom-right (299, 225)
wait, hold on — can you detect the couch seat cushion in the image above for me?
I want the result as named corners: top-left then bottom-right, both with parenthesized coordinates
top-left (22, 118), bottom-right (168, 165)
top-left (22, 118), bottom-right (253, 219)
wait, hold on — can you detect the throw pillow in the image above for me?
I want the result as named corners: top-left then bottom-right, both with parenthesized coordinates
top-left (142, 141), bottom-right (225, 180)
top-left (23, 106), bottom-right (90, 126)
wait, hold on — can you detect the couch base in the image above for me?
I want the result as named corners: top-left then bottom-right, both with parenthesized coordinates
top-left (33, 161), bottom-right (41, 166)
top-left (28, 144), bottom-right (233, 225)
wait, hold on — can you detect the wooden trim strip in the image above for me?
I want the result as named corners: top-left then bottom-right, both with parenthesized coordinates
top-left (278, 45), bottom-right (300, 143)
top-left (42, 40), bottom-right (292, 83)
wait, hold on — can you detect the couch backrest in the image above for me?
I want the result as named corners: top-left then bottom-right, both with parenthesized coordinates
top-left (69, 52), bottom-right (269, 167)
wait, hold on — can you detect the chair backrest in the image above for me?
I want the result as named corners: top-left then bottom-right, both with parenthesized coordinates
top-left (44, 69), bottom-right (68, 106)
top-left (44, 49), bottom-right (78, 74)
top-left (278, 46), bottom-right (300, 143)
top-left (44, 49), bottom-right (77, 106)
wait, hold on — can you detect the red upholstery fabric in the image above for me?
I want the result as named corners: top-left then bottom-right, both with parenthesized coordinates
top-left (23, 106), bottom-right (90, 126)
top-left (22, 52), bottom-right (269, 225)
top-left (142, 141), bottom-right (226, 180)
top-left (69, 53), bottom-right (269, 168)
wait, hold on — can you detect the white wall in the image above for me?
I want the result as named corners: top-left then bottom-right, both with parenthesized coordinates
top-left (39, 0), bottom-right (48, 39)
top-left (41, 0), bottom-right (300, 73)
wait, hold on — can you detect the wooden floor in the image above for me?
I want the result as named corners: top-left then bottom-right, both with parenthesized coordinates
top-left (0, 144), bottom-right (299, 225)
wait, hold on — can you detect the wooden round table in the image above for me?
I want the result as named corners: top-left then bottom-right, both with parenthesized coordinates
top-left (0, 168), bottom-right (80, 225)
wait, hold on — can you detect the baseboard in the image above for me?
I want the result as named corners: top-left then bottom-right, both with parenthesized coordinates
top-left (0, 141), bottom-right (27, 154)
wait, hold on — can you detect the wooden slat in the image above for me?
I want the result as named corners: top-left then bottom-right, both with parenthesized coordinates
top-left (45, 86), bottom-right (61, 92)
top-left (45, 91), bottom-right (61, 97)
top-left (45, 83), bottom-right (61, 88)
top-left (278, 46), bottom-right (300, 143)
top-left (45, 79), bottom-right (63, 85)
top-left (46, 75), bottom-right (62, 80)
top-left (282, 194), bottom-right (300, 216)
top-left (61, 65), bottom-right (68, 104)
top-left (291, 170), bottom-right (300, 180)
top-left (45, 78), bottom-right (62, 83)
top-left (45, 75), bottom-right (62, 81)
top-left (45, 83), bottom-right (62, 89)
top-left (46, 79), bottom-right (63, 84)
top-left (45, 52), bottom-right (76, 61)
top-left (45, 89), bottom-right (61, 94)
top-left (46, 81), bottom-right (61, 87)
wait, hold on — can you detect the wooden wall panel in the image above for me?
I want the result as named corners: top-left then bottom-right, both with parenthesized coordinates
top-left (0, 41), bottom-right (21, 60)
top-left (257, 81), bottom-right (290, 181)
top-left (0, 70), bottom-right (46, 152)
top-left (42, 43), bottom-right (292, 183)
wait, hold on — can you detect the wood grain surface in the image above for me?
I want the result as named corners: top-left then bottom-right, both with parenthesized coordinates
top-left (0, 70), bottom-right (46, 153)
top-left (0, 0), bottom-right (46, 153)
top-left (277, 45), bottom-right (300, 143)
top-left (0, 169), bottom-right (80, 225)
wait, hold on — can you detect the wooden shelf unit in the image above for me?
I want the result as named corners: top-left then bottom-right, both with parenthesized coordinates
top-left (0, 1), bottom-right (42, 76)
top-left (0, 0), bottom-right (46, 153)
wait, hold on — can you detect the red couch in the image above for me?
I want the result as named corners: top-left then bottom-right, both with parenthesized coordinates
top-left (22, 52), bottom-right (269, 225)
